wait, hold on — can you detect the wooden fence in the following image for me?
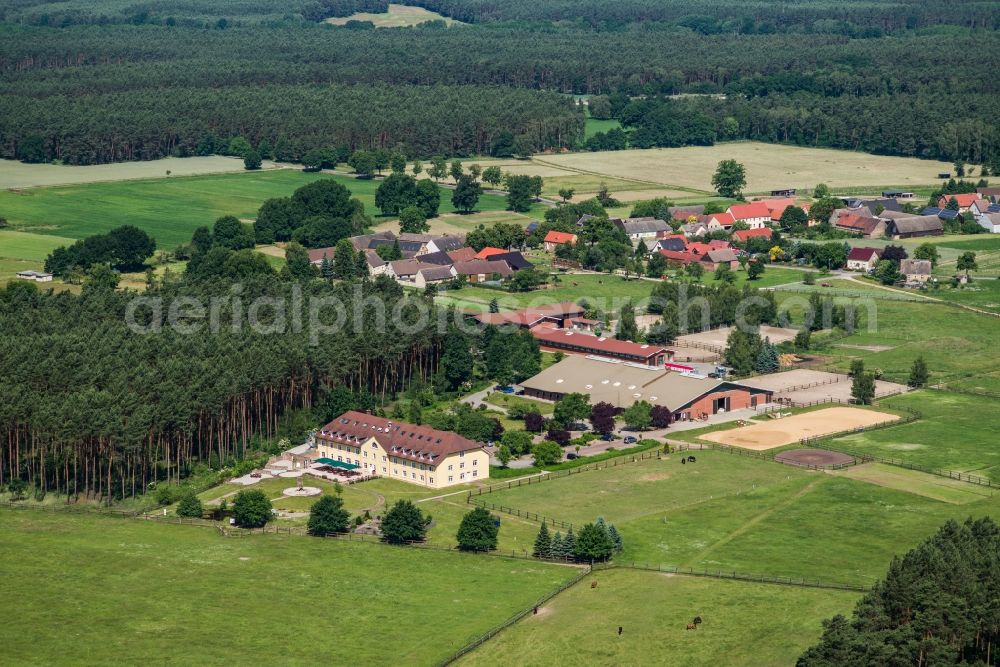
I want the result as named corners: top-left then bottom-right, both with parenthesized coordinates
top-left (593, 561), bottom-right (870, 592)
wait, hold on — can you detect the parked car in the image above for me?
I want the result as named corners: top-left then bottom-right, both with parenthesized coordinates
top-left (599, 433), bottom-right (615, 441)
top-left (566, 453), bottom-right (579, 460)
top-left (623, 436), bottom-right (638, 444)
top-left (568, 422), bottom-right (588, 431)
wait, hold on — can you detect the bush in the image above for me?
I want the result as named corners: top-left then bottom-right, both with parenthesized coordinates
top-left (532, 440), bottom-right (563, 466)
top-left (232, 489), bottom-right (273, 528)
top-left (176, 491), bottom-right (203, 518)
top-left (155, 484), bottom-right (179, 506)
top-left (456, 506), bottom-right (499, 552)
top-left (307, 494), bottom-right (350, 536)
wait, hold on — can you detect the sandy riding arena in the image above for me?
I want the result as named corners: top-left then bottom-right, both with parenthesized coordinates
top-left (775, 449), bottom-right (855, 468)
top-left (703, 407), bottom-right (899, 450)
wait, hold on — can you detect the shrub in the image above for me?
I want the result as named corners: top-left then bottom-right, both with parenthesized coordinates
top-left (532, 440), bottom-right (563, 466)
top-left (381, 499), bottom-right (428, 544)
top-left (456, 506), bottom-right (499, 552)
top-left (232, 489), bottom-right (273, 528)
top-left (176, 491), bottom-right (204, 518)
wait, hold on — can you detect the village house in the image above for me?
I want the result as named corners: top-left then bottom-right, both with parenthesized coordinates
top-left (726, 202), bottom-right (771, 229)
top-left (314, 411), bottom-right (488, 488)
top-left (614, 217), bottom-right (670, 241)
top-left (900, 258), bottom-right (933, 285)
top-left (699, 212), bottom-right (736, 232)
top-left (731, 227), bottom-right (773, 244)
top-left (364, 250), bottom-right (390, 277)
top-left (652, 234), bottom-right (687, 252)
top-left (388, 259), bottom-right (441, 281)
top-left (970, 199), bottom-right (998, 218)
top-left (936, 193), bottom-right (980, 212)
top-left (832, 211), bottom-right (886, 238)
top-left (475, 247), bottom-right (507, 260)
top-left (679, 222), bottom-right (708, 238)
top-left (886, 216), bottom-right (944, 239)
top-left (307, 247), bottom-right (337, 266)
top-left (543, 230), bottom-right (577, 252)
top-left (425, 235), bottom-right (466, 255)
top-left (760, 198), bottom-right (809, 223)
top-left (976, 187), bottom-right (1000, 202)
top-left (845, 247), bottom-right (881, 272)
top-left (520, 356), bottom-right (773, 422)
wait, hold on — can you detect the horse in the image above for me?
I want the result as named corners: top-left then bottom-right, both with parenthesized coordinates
top-left (591, 580), bottom-right (598, 589)
top-left (686, 623), bottom-right (697, 630)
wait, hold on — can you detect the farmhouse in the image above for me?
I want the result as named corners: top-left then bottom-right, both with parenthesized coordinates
top-left (543, 230), bottom-right (577, 252)
top-left (364, 250), bottom-right (390, 277)
top-left (307, 247), bottom-right (336, 265)
top-left (726, 202), bottom-right (771, 229)
top-left (845, 247), bottom-right (881, 272)
top-left (388, 259), bottom-right (441, 281)
top-left (886, 216), bottom-right (944, 239)
top-left (652, 234), bottom-right (687, 252)
top-left (614, 217), bottom-right (670, 240)
top-left (414, 265), bottom-right (455, 288)
top-left (520, 356), bottom-right (773, 422)
top-left (315, 411), bottom-right (488, 488)
top-left (475, 247), bottom-right (507, 260)
top-left (760, 198), bottom-right (808, 223)
top-left (699, 212), bottom-right (736, 232)
top-left (833, 212), bottom-right (886, 238)
top-left (452, 259), bottom-right (514, 283)
top-left (530, 327), bottom-right (672, 366)
top-left (14, 270), bottom-right (53, 282)
top-left (970, 199), bottom-right (997, 217)
top-left (900, 258), bottom-right (932, 284)
top-left (425, 235), bottom-right (466, 255)
top-left (680, 222), bottom-right (708, 238)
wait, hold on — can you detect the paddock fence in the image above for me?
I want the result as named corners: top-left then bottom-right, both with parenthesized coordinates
top-left (592, 561), bottom-right (870, 593)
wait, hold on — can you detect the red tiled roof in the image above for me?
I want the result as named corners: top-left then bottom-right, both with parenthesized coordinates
top-left (659, 249), bottom-right (697, 264)
top-left (732, 228), bottom-right (773, 242)
top-left (701, 212), bottom-right (735, 227)
top-left (938, 193), bottom-right (979, 208)
top-left (530, 327), bottom-right (669, 360)
top-left (447, 247), bottom-right (477, 263)
top-left (475, 247), bottom-right (507, 259)
top-left (307, 247), bottom-right (337, 263)
top-left (847, 247), bottom-right (880, 262)
top-left (727, 202), bottom-right (771, 220)
top-left (544, 231), bottom-right (577, 244)
top-left (473, 301), bottom-right (586, 327)
top-left (835, 213), bottom-right (882, 234)
top-left (317, 411), bottom-right (484, 466)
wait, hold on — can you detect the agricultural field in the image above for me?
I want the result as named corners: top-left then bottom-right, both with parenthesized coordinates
top-left (477, 449), bottom-right (1000, 585)
top-left (0, 170), bottom-right (515, 250)
top-left (457, 569), bottom-right (859, 667)
top-left (828, 391), bottom-right (1000, 481)
top-left (325, 4), bottom-right (462, 27)
top-left (0, 156), bottom-right (268, 190)
top-left (0, 509), bottom-right (576, 666)
top-left (452, 274), bottom-right (656, 311)
top-left (535, 142), bottom-right (955, 195)
top-left (372, 209), bottom-right (544, 237)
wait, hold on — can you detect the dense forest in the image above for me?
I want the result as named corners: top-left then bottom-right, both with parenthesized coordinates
top-left (1, 12), bottom-right (997, 165)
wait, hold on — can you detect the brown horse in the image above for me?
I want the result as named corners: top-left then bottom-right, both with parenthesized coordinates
top-left (686, 623), bottom-right (697, 630)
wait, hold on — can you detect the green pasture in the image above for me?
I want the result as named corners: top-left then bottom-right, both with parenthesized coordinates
top-left (0, 509), bottom-right (576, 666)
top-left (0, 170), bottom-right (515, 249)
top-left (457, 569), bottom-right (858, 667)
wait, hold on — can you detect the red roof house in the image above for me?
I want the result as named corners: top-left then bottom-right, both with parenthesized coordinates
top-left (475, 247), bottom-right (507, 260)
top-left (543, 231), bottom-right (577, 252)
top-left (727, 202), bottom-right (772, 227)
top-left (732, 228), bottom-right (773, 243)
top-left (937, 193), bottom-right (979, 211)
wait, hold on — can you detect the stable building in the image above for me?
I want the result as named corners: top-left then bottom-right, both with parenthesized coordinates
top-left (14, 270), bottom-right (53, 282)
top-left (520, 356), bottom-right (773, 423)
top-left (315, 412), bottom-right (488, 489)
top-left (530, 328), bottom-right (672, 366)
top-left (886, 216), bottom-right (944, 239)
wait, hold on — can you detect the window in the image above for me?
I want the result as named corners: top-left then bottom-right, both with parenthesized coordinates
top-left (460, 473), bottom-right (465, 480)
top-left (448, 476), bottom-right (453, 482)
top-left (460, 462), bottom-right (465, 469)
top-left (448, 464), bottom-right (453, 471)
top-left (472, 470), bottom-right (478, 477)
top-left (473, 459), bottom-right (477, 466)
top-left (382, 467), bottom-right (386, 473)
top-left (429, 478), bottom-right (434, 484)
top-left (460, 451), bottom-right (465, 457)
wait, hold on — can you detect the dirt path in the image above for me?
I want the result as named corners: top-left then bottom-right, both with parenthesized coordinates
top-left (681, 477), bottom-right (822, 568)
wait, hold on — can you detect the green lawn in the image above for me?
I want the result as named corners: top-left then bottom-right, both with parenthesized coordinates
top-left (0, 170), bottom-right (515, 249)
top-left (584, 116), bottom-right (623, 140)
top-left (454, 274), bottom-right (657, 311)
top-left (0, 509), bottom-right (576, 666)
top-left (457, 569), bottom-right (859, 667)
top-left (930, 277), bottom-right (1000, 313)
top-left (828, 390), bottom-right (1000, 480)
top-left (478, 449), bottom-right (1000, 585)
top-left (485, 393), bottom-right (554, 415)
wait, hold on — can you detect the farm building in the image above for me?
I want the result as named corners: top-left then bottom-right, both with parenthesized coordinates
top-left (475, 247), bottom-right (507, 260)
top-left (976, 212), bottom-right (1000, 233)
top-left (519, 356), bottom-right (773, 422)
top-left (614, 217), bottom-right (670, 240)
top-left (833, 212), bottom-right (886, 238)
top-left (845, 247), bottom-right (881, 272)
top-left (680, 222), bottom-right (708, 238)
top-left (726, 202), bottom-right (771, 228)
top-left (414, 265), bottom-right (455, 288)
top-left (970, 199), bottom-right (997, 217)
top-left (543, 230), bottom-right (577, 252)
top-left (14, 270), bottom-right (53, 282)
top-left (530, 327), bottom-right (672, 366)
top-left (668, 205), bottom-right (705, 219)
top-left (425, 235), bottom-right (466, 254)
top-left (452, 260), bottom-right (514, 283)
top-left (732, 227), bottom-right (773, 244)
top-left (315, 412), bottom-right (488, 488)
top-left (471, 301), bottom-right (586, 329)
top-left (770, 188), bottom-right (796, 197)
top-left (886, 216), bottom-right (944, 239)
top-left (977, 187), bottom-right (1000, 201)
top-left (652, 234), bottom-right (687, 252)
top-left (936, 193), bottom-right (980, 211)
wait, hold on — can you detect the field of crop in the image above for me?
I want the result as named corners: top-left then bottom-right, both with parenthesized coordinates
top-left (478, 449), bottom-right (1000, 585)
top-left (0, 156), bottom-right (269, 190)
top-left (325, 3), bottom-right (461, 27)
top-left (536, 142), bottom-right (955, 194)
top-left (0, 170), bottom-right (515, 249)
top-left (0, 509), bottom-right (576, 666)
top-left (457, 569), bottom-right (858, 667)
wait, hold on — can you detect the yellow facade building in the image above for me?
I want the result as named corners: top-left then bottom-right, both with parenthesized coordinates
top-left (314, 411), bottom-right (489, 489)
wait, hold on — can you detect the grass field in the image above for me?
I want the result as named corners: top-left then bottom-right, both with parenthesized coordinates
top-left (828, 391), bottom-right (1000, 481)
top-left (584, 116), bottom-right (623, 140)
top-left (0, 170), bottom-right (515, 249)
top-left (453, 274), bottom-right (656, 311)
top-left (325, 3), bottom-right (461, 27)
top-left (0, 509), bottom-right (576, 666)
top-left (832, 463), bottom-right (993, 504)
top-left (535, 142), bottom-right (955, 194)
top-left (478, 449), bottom-right (1000, 585)
top-left (457, 569), bottom-right (859, 667)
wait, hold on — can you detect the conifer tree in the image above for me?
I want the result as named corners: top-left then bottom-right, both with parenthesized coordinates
top-left (608, 524), bottom-right (623, 552)
top-left (562, 527), bottom-right (576, 559)
top-left (908, 356), bottom-right (930, 388)
top-left (533, 521), bottom-right (552, 558)
top-left (550, 532), bottom-right (564, 559)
